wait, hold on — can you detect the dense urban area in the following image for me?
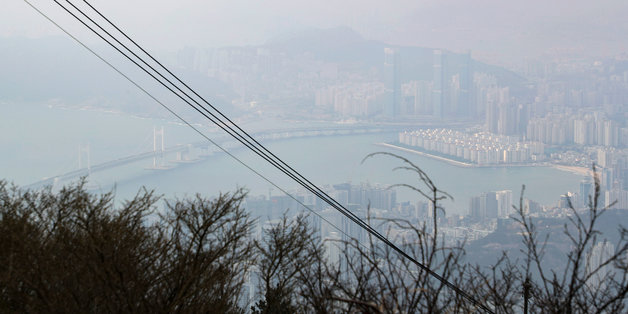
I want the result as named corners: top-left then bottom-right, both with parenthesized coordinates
top-left (167, 31), bottom-right (628, 251)
top-left (2, 1), bottom-right (628, 311)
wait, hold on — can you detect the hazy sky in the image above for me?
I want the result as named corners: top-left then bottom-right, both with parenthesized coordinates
top-left (3, 0), bottom-right (628, 66)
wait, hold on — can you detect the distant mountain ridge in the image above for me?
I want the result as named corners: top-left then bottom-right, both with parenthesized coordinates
top-left (263, 26), bottom-right (387, 65)
top-left (0, 28), bottom-right (524, 108)
top-left (262, 26), bottom-right (525, 86)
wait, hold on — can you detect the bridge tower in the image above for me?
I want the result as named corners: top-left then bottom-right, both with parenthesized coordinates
top-left (153, 126), bottom-right (166, 168)
top-left (78, 143), bottom-right (91, 175)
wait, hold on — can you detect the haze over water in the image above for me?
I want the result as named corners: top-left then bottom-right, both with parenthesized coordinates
top-left (1, 103), bottom-right (582, 215)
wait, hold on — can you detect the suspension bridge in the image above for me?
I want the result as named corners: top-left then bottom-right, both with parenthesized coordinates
top-left (24, 124), bottom-right (407, 190)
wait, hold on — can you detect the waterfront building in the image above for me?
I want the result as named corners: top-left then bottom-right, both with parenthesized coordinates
top-left (529, 110), bottom-right (624, 148)
top-left (398, 129), bottom-right (544, 165)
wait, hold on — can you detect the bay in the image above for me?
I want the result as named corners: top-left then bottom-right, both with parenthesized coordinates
top-left (0, 102), bottom-right (584, 215)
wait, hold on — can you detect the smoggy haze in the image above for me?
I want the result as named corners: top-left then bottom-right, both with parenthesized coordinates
top-left (3, 0), bottom-right (628, 67)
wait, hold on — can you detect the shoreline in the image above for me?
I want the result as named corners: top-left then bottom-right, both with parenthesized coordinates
top-left (550, 164), bottom-right (592, 177)
top-left (375, 143), bottom-right (474, 167)
top-left (377, 143), bottom-right (591, 176)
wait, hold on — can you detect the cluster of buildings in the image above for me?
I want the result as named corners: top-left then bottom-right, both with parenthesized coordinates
top-left (314, 82), bottom-right (386, 117)
top-left (316, 48), bottom-right (480, 120)
top-left (523, 56), bottom-right (628, 108)
top-left (526, 111), bottom-right (628, 147)
top-left (175, 39), bottom-right (628, 269)
top-left (174, 38), bottom-right (628, 144)
top-left (245, 182), bottom-right (396, 236)
top-left (398, 129), bottom-right (545, 165)
top-left (175, 43), bottom-right (490, 121)
top-left (468, 190), bottom-right (514, 219)
top-left (596, 148), bottom-right (628, 210)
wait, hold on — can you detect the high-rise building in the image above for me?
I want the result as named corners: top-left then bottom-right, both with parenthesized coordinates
top-left (605, 188), bottom-right (628, 209)
top-left (580, 179), bottom-right (593, 208)
top-left (621, 169), bottom-right (628, 190)
top-left (341, 210), bottom-right (366, 244)
top-left (497, 101), bottom-right (516, 135)
top-left (496, 190), bottom-right (513, 218)
top-left (458, 51), bottom-right (473, 118)
top-left (587, 241), bottom-right (615, 289)
top-left (469, 191), bottom-right (498, 219)
top-left (469, 195), bottom-right (482, 218)
top-left (384, 48), bottom-right (400, 118)
top-left (523, 198), bottom-right (542, 214)
top-left (402, 80), bottom-right (433, 115)
top-left (484, 88), bottom-right (530, 136)
top-left (604, 120), bottom-right (619, 147)
top-left (324, 231), bottom-right (342, 266)
top-left (432, 50), bottom-right (446, 120)
top-left (486, 100), bottom-right (499, 133)
top-left (516, 104), bottom-right (530, 135)
top-left (483, 192), bottom-right (498, 218)
top-left (333, 182), bottom-right (396, 211)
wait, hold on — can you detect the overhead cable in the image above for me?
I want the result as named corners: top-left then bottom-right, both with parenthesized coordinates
top-left (21, 0), bottom-right (351, 258)
top-left (53, 0), bottom-right (383, 260)
top-left (27, 1), bottom-right (494, 312)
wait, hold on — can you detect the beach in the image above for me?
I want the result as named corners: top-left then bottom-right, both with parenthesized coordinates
top-left (377, 143), bottom-right (590, 179)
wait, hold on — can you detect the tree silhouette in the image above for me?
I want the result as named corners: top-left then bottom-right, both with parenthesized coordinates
top-left (1, 160), bottom-right (627, 313)
top-left (0, 180), bottom-right (254, 313)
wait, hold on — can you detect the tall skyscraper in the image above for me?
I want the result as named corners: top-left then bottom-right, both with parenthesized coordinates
top-left (486, 100), bottom-right (499, 133)
top-left (496, 190), bottom-right (513, 218)
top-left (483, 192), bottom-right (498, 218)
top-left (580, 179), bottom-right (593, 208)
top-left (469, 191), bottom-right (499, 219)
top-left (384, 48), bottom-right (400, 118)
top-left (497, 101), bottom-right (516, 135)
top-left (458, 51), bottom-right (473, 117)
top-left (432, 50), bottom-right (446, 120)
top-left (587, 241), bottom-right (615, 289)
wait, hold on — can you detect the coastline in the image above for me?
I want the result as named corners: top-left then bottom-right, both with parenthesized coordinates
top-left (375, 143), bottom-right (474, 167)
top-left (377, 143), bottom-right (591, 177)
top-left (550, 164), bottom-right (592, 177)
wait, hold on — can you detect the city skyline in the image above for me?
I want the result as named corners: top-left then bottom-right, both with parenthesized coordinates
top-left (2, 2), bottom-right (628, 311)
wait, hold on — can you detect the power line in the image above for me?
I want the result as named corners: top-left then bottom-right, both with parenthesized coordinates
top-left (47, 3), bottom-right (394, 286)
top-left (70, 0), bottom-right (383, 246)
top-left (76, 0), bottom-right (381, 242)
top-left (20, 0), bottom-right (350, 252)
top-left (52, 0), bottom-right (384, 260)
top-left (59, 1), bottom-right (493, 311)
top-left (26, 1), bottom-right (494, 312)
